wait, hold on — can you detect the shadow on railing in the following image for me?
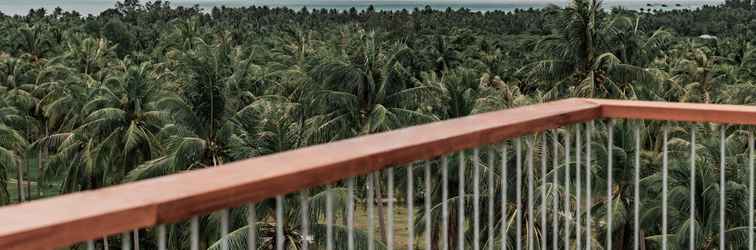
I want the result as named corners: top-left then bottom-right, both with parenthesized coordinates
top-left (2, 98), bottom-right (756, 250)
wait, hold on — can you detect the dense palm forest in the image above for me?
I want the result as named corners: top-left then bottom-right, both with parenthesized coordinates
top-left (2, 0), bottom-right (756, 249)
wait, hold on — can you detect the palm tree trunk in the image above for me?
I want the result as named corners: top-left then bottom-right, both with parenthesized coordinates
top-left (16, 163), bottom-right (24, 203)
top-left (103, 236), bottom-right (109, 250)
top-left (375, 172), bottom-right (388, 243)
top-left (639, 230), bottom-right (646, 250)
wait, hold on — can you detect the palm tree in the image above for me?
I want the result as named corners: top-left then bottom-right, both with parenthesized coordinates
top-left (77, 61), bottom-right (168, 184)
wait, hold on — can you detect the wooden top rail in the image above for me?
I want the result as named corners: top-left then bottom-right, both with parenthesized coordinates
top-left (1, 98), bottom-right (755, 249)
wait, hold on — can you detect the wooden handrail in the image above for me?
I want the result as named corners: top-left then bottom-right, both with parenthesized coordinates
top-left (2, 98), bottom-right (755, 249)
top-left (592, 99), bottom-right (756, 125)
top-left (0, 98), bottom-right (600, 250)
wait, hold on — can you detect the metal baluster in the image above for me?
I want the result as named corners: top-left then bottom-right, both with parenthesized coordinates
top-left (608, 122), bottom-right (615, 250)
top-left (134, 230), bottom-right (140, 250)
top-left (426, 161), bottom-right (432, 250)
top-left (516, 138), bottom-right (522, 250)
top-left (720, 126), bottom-right (726, 250)
top-left (474, 148), bottom-right (481, 250)
top-left (276, 196), bottom-right (284, 250)
top-left (552, 133), bottom-right (558, 250)
top-left (368, 174), bottom-right (376, 250)
top-left (502, 144), bottom-right (508, 250)
top-left (348, 178), bottom-right (355, 250)
top-left (527, 137), bottom-right (535, 250)
top-left (301, 191), bottom-right (309, 250)
top-left (586, 122), bottom-right (593, 250)
top-left (749, 131), bottom-right (754, 250)
top-left (541, 134), bottom-right (547, 250)
top-left (123, 231), bottom-right (131, 250)
top-left (158, 224), bottom-right (166, 250)
top-left (221, 209), bottom-right (229, 250)
top-left (690, 127), bottom-right (696, 250)
top-left (443, 156), bottom-right (449, 250)
top-left (662, 126), bottom-right (668, 250)
top-left (408, 164), bottom-right (414, 250)
top-left (459, 151), bottom-right (466, 250)
top-left (634, 126), bottom-right (640, 250)
top-left (87, 240), bottom-right (94, 250)
top-left (576, 126), bottom-right (582, 250)
top-left (327, 185), bottom-right (334, 250)
top-left (248, 203), bottom-right (256, 250)
top-left (489, 148), bottom-right (496, 250)
top-left (388, 168), bottom-right (395, 250)
top-left (564, 131), bottom-right (571, 250)
top-left (190, 216), bottom-right (198, 250)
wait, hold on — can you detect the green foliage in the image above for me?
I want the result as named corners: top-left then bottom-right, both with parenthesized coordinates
top-left (1, 0), bottom-right (756, 248)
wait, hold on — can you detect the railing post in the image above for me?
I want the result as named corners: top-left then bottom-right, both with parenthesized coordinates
top-left (608, 121), bottom-right (615, 250)
top-left (634, 125), bottom-right (640, 250)
top-left (516, 138), bottom-right (522, 250)
top-left (576, 125), bottom-right (582, 250)
top-left (501, 144), bottom-right (508, 250)
top-left (662, 126), bottom-right (668, 250)
top-left (248, 203), bottom-right (256, 250)
top-left (689, 126), bottom-right (696, 250)
top-left (527, 137), bottom-right (535, 250)
top-left (442, 156), bottom-right (449, 250)
top-left (552, 133), bottom-right (558, 250)
top-left (720, 126), bottom-right (726, 250)
top-left (586, 121), bottom-right (593, 250)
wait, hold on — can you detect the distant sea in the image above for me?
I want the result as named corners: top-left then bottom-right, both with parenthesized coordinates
top-left (0, 0), bottom-right (723, 16)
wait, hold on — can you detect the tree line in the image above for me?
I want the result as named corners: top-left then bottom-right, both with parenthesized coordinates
top-left (1, 0), bottom-right (756, 249)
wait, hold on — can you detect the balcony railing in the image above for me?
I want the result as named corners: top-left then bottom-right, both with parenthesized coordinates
top-left (1, 98), bottom-right (756, 250)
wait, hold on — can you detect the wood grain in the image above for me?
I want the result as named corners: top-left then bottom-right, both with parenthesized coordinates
top-left (0, 98), bottom-right (601, 250)
top-left (590, 99), bottom-right (756, 125)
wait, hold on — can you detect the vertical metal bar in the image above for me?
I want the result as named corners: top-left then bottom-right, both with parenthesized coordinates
top-left (474, 148), bottom-right (481, 250)
top-left (248, 204), bottom-right (256, 250)
top-left (720, 126), bottom-right (726, 250)
top-left (348, 178), bottom-right (355, 250)
top-left (190, 216), bottom-right (198, 250)
top-left (158, 224), bottom-right (166, 250)
top-left (576, 125), bottom-right (582, 250)
top-left (426, 161), bottom-right (432, 250)
top-left (327, 186), bottom-right (334, 250)
top-left (87, 240), bottom-right (94, 250)
top-left (443, 156), bottom-right (449, 250)
top-left (634, 126), bottom-right (641, 250)
top-left (552, 133), bottom-right (558, 250)
top-left (134, 230), bottom-right (140, 250)
top-left (662, 126), bottom-right (668, 250)
top-left (541, 134), bottom-right (548, 250)
top-left (301, 191), bottom-right (309, 250)
top-left (368, 174), bottom-right (375, 250)
top-left (388, 168), bottom-right (395, 250)
top-left (123, 232), bottom-right (131, 250)
top-left (690, 127), bottom-right (696, 250)
top-left (516, 138), bottom-right (522, 250)
top-left (608, 122), bottom-right (615, 250)
top-left (408, 164), bottom-right (415, 250)
top-left (502, 144), bottom-right (508, 250)
top-left (276, 196), bottom-right (284, 250)
top-left (221, 209), bottom-right (229, 250)
top-left (527, 137), bottom-right (535, 250)
top-left (749, 131), bottom-right (754, 250)
top-left (459, 151), bottom-right (466, 250)
top-left (489, 148), bottom-right (495, 250)
top-left (564, 131), bottom-right (571, 249)
top-left (586, 122), bottom-right (593, 250)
